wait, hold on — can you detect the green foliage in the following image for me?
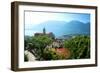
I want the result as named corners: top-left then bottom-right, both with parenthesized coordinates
top-left (24, 36), bottom-right (33, 50)
top-left (25, 35), bottom-right (90, 61)
top-left (32, 35), bottom-right (53, 49)
top-left (25, 35), bottom-right (53, 60)
top-left (63, 35), bottom-right (90, 59)
top-left (43, 48), bottom-right (70, 60)
top-left (24, 54), bottom-right (28, 61)
top-left (43, 48), bottom-right (59, 60)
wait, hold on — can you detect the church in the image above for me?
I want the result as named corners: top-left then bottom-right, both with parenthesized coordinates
top-left (34, 28), bottom-right (55, 39)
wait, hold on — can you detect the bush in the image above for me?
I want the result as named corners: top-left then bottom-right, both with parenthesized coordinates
top-left (25, 35), bottom-right (53, 60)
top-left (43, 48), bottom-right (70, 60)
top-left (63, 35), bottom-right (90, 59)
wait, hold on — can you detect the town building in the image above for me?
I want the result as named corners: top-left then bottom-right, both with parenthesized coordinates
top-left (34, 28), bottom-right (55, 39)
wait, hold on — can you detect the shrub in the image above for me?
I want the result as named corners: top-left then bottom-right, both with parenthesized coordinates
top-left (43, 48), bottom-right (70, 60)
top-left (63, 35), bottom-right (90, 59)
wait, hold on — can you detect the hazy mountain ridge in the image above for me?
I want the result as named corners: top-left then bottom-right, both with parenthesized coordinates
top-left (26, 20), bottom-right (90, 37)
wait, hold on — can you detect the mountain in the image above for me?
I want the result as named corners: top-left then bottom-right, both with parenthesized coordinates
top-left (63, 20), bottom-right (90, 35)
top-left (27, 20), bottom-right (90, 37)
top-left (31, 21), bottom-right (67, 36)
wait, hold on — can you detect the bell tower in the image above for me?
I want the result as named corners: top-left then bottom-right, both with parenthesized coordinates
top-left (43, 27), bottom-right (46, 35)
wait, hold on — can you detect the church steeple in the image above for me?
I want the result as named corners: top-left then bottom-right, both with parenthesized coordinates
top-left (43, 27), bottom-right (46, 35)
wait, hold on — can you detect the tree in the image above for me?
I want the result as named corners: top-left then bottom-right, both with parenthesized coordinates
top-left (25, 35), bottom-right (53, 60)
top-left (63, 35), bottom-right (90, 59)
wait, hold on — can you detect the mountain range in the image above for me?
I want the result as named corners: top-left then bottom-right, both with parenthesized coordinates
top-left (26, 20), bottom-right (90, 37)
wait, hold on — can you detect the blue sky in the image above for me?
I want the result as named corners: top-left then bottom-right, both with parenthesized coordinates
top-left (25, 11), bottom-right (90, 36)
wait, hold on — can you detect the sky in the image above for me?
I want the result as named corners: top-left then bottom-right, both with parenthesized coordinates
top-left (25, 11), bottom-right (90, 36)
